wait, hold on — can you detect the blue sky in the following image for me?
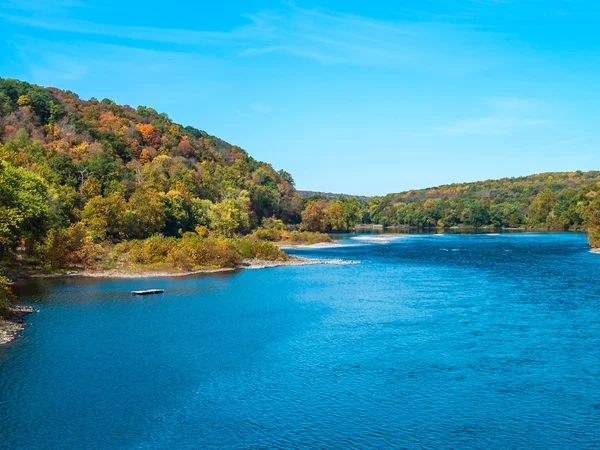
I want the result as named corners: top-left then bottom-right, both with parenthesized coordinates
top-left (1, 0), bottom-right (599, 195)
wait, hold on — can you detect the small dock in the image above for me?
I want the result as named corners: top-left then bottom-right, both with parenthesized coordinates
top-left (131, 289), bottom-right (164, 296)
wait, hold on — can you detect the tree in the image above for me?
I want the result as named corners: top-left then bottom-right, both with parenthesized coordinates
top-left (163, 190), bottom-right (191, 236)
top-left (81, 194), bottom-right (126, 240)
top-left (124, 190), bottom-right (166, 239)
top-left (0, 160), bottom-right (48, 254)
top-left (326, 201), bottom-right (345, 231)
top-left (528, 188), bottom-right (557, 227)
top-left (301, 200), bottom-right (328, 232)
top-left (191, 198), bottom-right (212, 229)
top-left (208, 192), bottom-right (251, 237)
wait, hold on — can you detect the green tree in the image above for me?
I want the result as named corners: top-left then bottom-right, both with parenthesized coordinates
top-left (124, 190), bottom-right (166, 239)
top-left (81, 194), bottom-right (126, 240)
top-left (0, 160), bottom-right (48, 254)
top-left (208, 192), bottom-right (250, 237)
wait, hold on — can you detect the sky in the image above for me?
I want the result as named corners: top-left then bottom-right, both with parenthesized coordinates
top-left (1, 0), bottom-right (599, 195)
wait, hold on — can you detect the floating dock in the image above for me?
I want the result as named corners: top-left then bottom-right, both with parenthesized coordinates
top-left (131, 289), bottom-right (164, 295)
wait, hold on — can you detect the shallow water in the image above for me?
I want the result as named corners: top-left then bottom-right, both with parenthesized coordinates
top-left (1, 233), bottom-right (599, 448)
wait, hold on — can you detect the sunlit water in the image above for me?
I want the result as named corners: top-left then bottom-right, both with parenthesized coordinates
top-left (1, 233), bottom-right (599, 448)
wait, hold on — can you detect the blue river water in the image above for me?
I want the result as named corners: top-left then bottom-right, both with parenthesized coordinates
top-left (1, 232), bottom-right (599, 449)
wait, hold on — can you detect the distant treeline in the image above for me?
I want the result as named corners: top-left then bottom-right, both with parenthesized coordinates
top-left (297, 190), bottom-right (370, 201)
top-left (300, 172), bottom-right (600, 243)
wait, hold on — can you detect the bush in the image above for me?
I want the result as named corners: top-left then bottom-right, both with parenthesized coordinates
top-left (112, 234), bottom-right (285, 272)
top-left (250, 229), bottom-right (331, 245)
top-left (231, 239), bottom-right (285, 261)
top-left (283, 230), bottom-right (331, 244)
top-left (36, 223), bottom-right (103, 269)
top-left (251, 241), bottom-right (286, 261)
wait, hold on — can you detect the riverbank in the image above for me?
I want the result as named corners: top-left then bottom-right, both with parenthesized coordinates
top-left (278, 242), bottom-right (349, 249)
top-left (17, 255), bottom-right (356, 280)
top-left (242, 255), bottom-right (358, 269)
top-left (0, 305), bottom-right (37, 345)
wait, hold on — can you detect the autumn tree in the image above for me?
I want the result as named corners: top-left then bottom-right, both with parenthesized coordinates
top-left (301, 200), bottom-right (328, 232)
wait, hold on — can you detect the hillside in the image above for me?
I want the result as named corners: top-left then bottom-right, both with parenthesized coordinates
top-left (359, 171), bottom-right (600, 233)
top-left (0, 78), bottom-right (332, 315)
top-left (387, 171), bottom-right (600, 203)
top-left (0, 78), bottom-right (306, 244)
top-left (298, 190), bottom-right (370, 201)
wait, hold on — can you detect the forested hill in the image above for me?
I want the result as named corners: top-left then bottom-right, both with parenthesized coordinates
top-left (365, 171), bottom-right (600, 233)
top-left (0, 77), bottom-right (303, 245)
top-left (386, 171), bottom-right (600, 203)
top-left (298, 190), bottom-right (370, 201)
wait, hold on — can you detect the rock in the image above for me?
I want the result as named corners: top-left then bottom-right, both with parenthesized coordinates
top-left (0, 306), bottom-right (37, 345)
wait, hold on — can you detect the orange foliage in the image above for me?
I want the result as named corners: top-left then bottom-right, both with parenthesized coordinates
top-left (98, 112), bottom-right (123, 132)
top-left (139, 147), bottom-right (156, 164)
top-left (136, 123), bottom-right (155, 143)
top-left (424, 199), bottom-right (436, 210)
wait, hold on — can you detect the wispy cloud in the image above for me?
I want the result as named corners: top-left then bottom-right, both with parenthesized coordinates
top-left (0, 4), bottom-right (510, 72)
top-left (250, 102), bottom-right (272, 114)
top-left (485, 96), bottom-right (542, 110)
top-left (0, 13), bottom-right (242, 45)
top-left (536, 135), bottom-right (592, 150)
top-left (9, 36), bottom-right (226, 89)
top-left (0, 0), bottom-right (88, 7)
top-left (435, 95), bottom-right (552, 135)
top-left (435, 117), bottom-right (550, 134)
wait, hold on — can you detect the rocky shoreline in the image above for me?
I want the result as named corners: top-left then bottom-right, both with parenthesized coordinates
top-left (242, 255), bottom-right (358, 269)
top-left (0, 306), bottom-right (37, 345)
top-left (277, 242), bottom-right (349, 249)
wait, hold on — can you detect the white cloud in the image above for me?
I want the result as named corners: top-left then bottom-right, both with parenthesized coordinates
top-left (435, 117), bottom-right (550, 134)
top-left (0, 4), bottom-right (510, 73)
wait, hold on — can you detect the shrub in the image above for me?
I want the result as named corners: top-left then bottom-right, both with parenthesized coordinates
top-left (37, 223), bottom-right (102, 269)
top-left (251, 241), bottom-right (286, 261)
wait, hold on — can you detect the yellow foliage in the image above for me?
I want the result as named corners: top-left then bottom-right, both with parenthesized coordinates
top-left (17, 95), bottom-right (30, 106)
top-left (70, 142), bottom-right (89, 161)
top-left (45, 123), bottom-right (61, 139)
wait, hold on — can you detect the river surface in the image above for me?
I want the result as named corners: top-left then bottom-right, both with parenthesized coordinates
top-left (1, 233), bottom-right (599, 448)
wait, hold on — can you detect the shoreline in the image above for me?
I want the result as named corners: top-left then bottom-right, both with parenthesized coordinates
top-left (277, 241), bottom-right (349, 249)
top-left (0, 306), bottom-right (37, 346)
top-left (17, 255), bottom-right (357, 280)
top-left (242, 256), bottom-right (358, 269)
